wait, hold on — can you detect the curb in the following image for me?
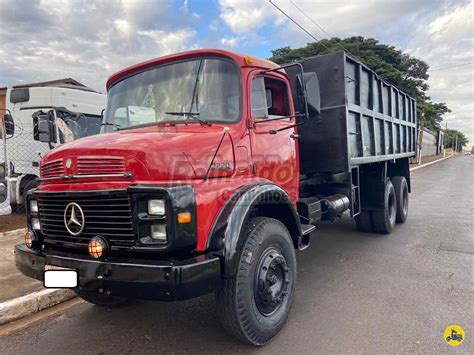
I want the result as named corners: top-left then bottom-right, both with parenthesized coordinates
top-left (0, 228), bottom-right (27, 239)
top-left (0, 288), bottom-right (76, 325)
top-left (410, 155), bottom-right (452, 172)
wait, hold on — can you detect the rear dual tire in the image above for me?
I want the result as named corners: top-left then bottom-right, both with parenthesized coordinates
top-left (392, 176), bottom-right (409, 223)
top-left (355, 176), bottom-right (408, 234)
top-left (372, 179), bottom-right (397, 234)
top-left (216, 217), bottom-right (296, 346)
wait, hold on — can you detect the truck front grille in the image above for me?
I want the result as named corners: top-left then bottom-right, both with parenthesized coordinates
top-left (37, 190), bottom-right (135, 250)
top-left (40, 159), bottom-right (64, 179)
top-left (77, 157), bottom-right (126, 175)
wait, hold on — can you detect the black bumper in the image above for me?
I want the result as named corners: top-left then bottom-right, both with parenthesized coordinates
top-left (15, 244), bottom-right (222, 301)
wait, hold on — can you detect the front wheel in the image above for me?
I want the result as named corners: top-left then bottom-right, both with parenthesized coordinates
top-left (216, 217), bottom-right (297, 346)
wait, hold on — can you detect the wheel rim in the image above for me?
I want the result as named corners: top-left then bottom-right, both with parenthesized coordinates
top-left (254, 247), bottom-right (291, 316)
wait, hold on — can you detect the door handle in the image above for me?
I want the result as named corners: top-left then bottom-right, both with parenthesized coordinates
top-left (290, 133), bottom-right (299, 140)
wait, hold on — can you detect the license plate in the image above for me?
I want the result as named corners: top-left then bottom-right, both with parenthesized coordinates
top-left (44, 266), bottom-right (78, 288)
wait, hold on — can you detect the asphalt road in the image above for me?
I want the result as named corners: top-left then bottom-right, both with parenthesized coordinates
top-left (1, 156), bottom-right (473, 354)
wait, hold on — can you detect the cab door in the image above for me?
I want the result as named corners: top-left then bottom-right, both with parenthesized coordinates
top-left (248, 72), bottom-right (299, 202)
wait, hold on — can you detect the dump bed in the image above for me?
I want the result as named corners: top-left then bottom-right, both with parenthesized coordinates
top-left (289, 52), bottom-right (417, 174)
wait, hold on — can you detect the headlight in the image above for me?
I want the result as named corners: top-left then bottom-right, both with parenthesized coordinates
top-left (150, 224), bottom-right (167, 242)
top-left (30, 200), bottom-right (38, 213)
top-left (148, 199), bottom-right (165, 215)
top-left (31, 218), bottom-right (41, 231)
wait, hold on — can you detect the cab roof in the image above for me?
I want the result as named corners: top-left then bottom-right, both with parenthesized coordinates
top-left (106, 49), bottom-right (280, 90)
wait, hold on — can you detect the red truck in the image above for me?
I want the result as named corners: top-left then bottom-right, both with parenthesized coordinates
top-left (15, 49), bottom-right (416, 345)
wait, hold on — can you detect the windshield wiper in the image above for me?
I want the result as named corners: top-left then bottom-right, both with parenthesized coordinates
top-left (164, 111), bottom-right (210, 125)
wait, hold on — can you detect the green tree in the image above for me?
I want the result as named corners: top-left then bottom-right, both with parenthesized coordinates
top-left (418, 101), bottom-right (450, 131)
top-left (444, 129), bottom-right (469, 151)
top-left (269, 37), bottom-right (449, 131)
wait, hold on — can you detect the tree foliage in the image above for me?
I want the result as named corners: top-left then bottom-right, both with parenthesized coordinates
top-left (444, 129), bottom-right (469, 150)
top-left (269, 37), bottom-right (450, 132)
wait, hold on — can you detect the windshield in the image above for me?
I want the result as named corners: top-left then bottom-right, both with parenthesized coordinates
top-left (105, 58), bottom-right (241, 130)
top-left (56, 111), bottom-right (102, 142)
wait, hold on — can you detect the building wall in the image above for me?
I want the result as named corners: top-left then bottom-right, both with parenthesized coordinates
top-left (420, 128), bottom-right (438, 157)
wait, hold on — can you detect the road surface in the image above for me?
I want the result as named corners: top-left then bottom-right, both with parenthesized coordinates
top-left (1, 156), bottom-right (473, 354)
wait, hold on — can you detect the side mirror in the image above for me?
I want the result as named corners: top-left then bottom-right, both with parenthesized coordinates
top-left (33, 110), bottom-right (57, 143)
top-left (3, 114), bottom-right (14, 136)
top-left (297, 72), bottom-right (321, 118)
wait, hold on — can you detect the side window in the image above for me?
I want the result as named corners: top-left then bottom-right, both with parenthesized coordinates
top-left (251, 76), bottom-right (290, 119)
top-left (251, 77), bottom-right (267, 118)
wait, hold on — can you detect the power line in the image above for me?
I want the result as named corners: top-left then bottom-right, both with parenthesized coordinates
top-left (289, 0), bottom-right (359, 60)
top-left (268, 0), bottom-right (331, 51)
top-left (428, 62), bottom-right (474, 72)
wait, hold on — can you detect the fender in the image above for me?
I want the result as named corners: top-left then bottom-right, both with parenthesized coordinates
top-left (207, 182), bottom-right (302, 277)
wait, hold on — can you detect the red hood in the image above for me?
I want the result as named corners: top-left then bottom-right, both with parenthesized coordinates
top-left (42, 124), bottom-right (235, 182)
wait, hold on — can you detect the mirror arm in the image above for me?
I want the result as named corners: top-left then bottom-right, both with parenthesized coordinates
top-left (254, 113), bottom-right (306, 124)
top-left (269, 122), bottom-right (304, 135)
top-left (260, 62), bottom-right (309, 119)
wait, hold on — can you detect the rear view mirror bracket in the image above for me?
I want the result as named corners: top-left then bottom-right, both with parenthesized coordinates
top-left (260, 62), bottom-right (310, 119)
top-left (1, 109), bottom-right (15, 138)
top-left (33, 110), bottom-right (57, 145)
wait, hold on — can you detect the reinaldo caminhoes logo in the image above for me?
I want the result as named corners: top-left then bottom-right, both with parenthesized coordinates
top-left (444, 325), bottom-right (465, 346)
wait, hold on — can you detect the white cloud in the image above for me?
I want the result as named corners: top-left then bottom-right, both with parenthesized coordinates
top-left (406, 1), bottom-right (474, 144)
top-left (0, 0), bottom-right (196, 91)
top-left (218, 0), bottom-right (284, 34)
top-left (220, 37), bottom-right (238, 47)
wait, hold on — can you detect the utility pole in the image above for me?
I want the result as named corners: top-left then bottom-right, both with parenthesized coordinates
top-left (418, 93), bottom-right (425, 165)
top-left (454, 134), bottom-right (458, 155)
top-left (444, 121), bottom-right (447, 157)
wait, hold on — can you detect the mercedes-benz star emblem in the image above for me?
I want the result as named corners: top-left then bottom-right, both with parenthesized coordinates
top-left (64, 202), bottom-right (85, 236)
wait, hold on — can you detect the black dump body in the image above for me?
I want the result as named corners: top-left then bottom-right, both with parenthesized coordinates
top-left (287, 52), bottom-right (417, 175)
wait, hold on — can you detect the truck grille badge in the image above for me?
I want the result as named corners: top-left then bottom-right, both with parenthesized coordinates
top-left (63, 202), bottom-right (85, 236)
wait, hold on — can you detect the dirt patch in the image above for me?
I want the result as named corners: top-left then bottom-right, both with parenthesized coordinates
top-left (0, 212), bottom-right (27, 233)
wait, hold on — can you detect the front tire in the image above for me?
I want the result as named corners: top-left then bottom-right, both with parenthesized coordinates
top-left (216, 217), bottom-right (297, 346)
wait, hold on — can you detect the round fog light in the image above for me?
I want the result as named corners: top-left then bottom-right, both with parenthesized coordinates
top-left (25, 231), bottom-right (34, 249)
top-left (88, 237), bottom-right (108, 259)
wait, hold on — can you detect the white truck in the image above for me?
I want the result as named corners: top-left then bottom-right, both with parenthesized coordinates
top-left (0, 86), bottom-right (106, 215)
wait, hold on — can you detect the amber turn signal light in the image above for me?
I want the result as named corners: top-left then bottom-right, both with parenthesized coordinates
top-left (25, 231), bottom-right (34, 249)
top-left (177, 212), bottom-right (192, 224)
top-left (88, 237), bottom-right (108, 259)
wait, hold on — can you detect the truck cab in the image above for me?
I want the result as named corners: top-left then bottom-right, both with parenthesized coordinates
top-left (15, 49), bottom-right (415, 345)
top-left (0, 86), bottom-right (106, 214)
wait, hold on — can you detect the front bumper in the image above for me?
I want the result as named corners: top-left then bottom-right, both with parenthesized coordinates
top-left (15, 244), bottom-right (221, 301)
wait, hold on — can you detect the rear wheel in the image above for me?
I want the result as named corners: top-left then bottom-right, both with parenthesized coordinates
top-left (391, 176), bottom-right (409, 223)
top-left (354, 210), bottom-right (373, 232)
top-left (216, 217), bottom-right (296, 346)
top-left (75, 289), bottom-right (127, 307)
top-left (372, 179), bottom-right (397, 234)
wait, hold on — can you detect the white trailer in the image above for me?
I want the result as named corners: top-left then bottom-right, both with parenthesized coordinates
top-left (0, 86), bottom-right (106, 215)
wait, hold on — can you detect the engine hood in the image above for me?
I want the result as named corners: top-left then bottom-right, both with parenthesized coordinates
top-left (42, 124), bottom-right (235, 182)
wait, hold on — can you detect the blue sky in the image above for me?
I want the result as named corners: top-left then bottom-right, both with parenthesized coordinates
top-left (0, 0), bottom-right (473, 142)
